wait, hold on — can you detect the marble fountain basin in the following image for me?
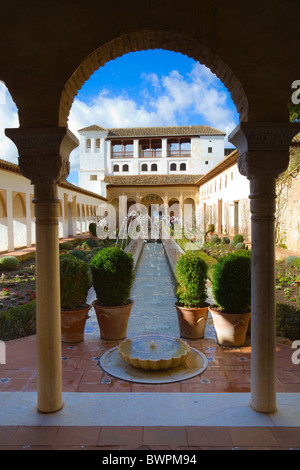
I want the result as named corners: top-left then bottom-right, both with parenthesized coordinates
top-left (118, 335), bottom-right (190, 370)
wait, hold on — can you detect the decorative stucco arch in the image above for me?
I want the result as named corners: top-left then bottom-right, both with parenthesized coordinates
top-left (59, 30), bottom-right (249, 127)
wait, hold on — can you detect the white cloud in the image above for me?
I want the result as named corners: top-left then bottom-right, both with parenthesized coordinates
top-left (0, 82), bottom-right (19, 164)
top-left (0, 63), bottom-right (238, 180)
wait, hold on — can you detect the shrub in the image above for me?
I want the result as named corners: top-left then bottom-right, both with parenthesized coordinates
top-left (70, 249), bottom-right (90, 263)
top-left (59, 242), bottom-right (73, 251)
top-left (221, 237), bottom-right (230, 244)
top-left (232, 234), bottom-right (244, 246)
top-left (212, 251), bottom-right (251, 313)
top-left (294, 258), bottom-right (300, 271)
top-left (276, 303), bottom-right (300, 341)
top-left (86, 238), bottom-right (99, 248)
top-left (0, 301), bottom-right (36, 341)
top-left (210, 234), bottom-right (220, 243)
top-left (235, 242), bottom-right (246, 250)
top-left (175, 253), bottom-right (208, 308)
top-left (60, 255), bottom-right (92, 310)
top-left (193, 250), bottom-right (217, 281)
top-left (0, 256), bottom-right (20, 271)
top-left (207, 224), bottom-right (215, 233)
top-left (284, 255), bottom-right (298, 268)
top-left (91, 247), bottom-right (135, 306)
top-left (89, 222), bottom-right (97, 237)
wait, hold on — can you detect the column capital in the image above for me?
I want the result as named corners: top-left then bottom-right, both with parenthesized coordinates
top-left (5, 126), bottom-right (78, 184)
top-left (228, 122), bottom-right (300, 179)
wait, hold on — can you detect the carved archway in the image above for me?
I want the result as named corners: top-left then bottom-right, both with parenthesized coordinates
top-left (59, 30), bottom-right (248, 126)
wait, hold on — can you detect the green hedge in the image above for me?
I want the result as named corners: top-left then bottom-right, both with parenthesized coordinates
top-left (0, 301), bottom-right (36, 341)
top-left (212, 251), bottom-right (251, 313)
top-left (0, 256), bottom-right (20, 271)
top-left (175, 253), bottom-right (208, 308)
top-left (276, 303), bottom-right (300, 341)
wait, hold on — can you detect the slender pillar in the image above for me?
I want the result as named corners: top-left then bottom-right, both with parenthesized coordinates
top-left (5, 127), bottom-right (78, 413)
top-left (229, 122), bottom-right (300, 413)
top-left (34, 182), bottom-right (62, 412)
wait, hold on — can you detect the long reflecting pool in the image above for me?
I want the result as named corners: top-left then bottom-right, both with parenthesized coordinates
top-left (85, 241), bottom-right (180, 338)
top-left (126, 241), bottom-right (180, 338)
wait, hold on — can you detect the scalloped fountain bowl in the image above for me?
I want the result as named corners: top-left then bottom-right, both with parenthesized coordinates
top-left (118, 335), bottom-right (190, 370)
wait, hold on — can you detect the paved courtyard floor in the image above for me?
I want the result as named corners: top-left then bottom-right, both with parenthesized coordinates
top-left (0, 333), bottom-right (300, 450)
top-left (0, 238), bottom-right (300, 451)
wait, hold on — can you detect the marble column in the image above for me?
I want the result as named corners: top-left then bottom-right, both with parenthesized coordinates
top-left (5, 127), bottom-right (78, 413)
top-left (229, 122), bottom-right (300, 413)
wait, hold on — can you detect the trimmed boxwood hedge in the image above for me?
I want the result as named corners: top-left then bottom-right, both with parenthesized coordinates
top-left (276, 303), bottom-right (300, 341)
top-left (212, 250), bottom-right (251, 313)
top-left (175, 253), bottom-right (208, 308)
top-left (0, 256), bottom-right (20, 271)
top-left (0, 301), bottom-right (36, 341)
top-left (91, 247), bottom-right (135, 306)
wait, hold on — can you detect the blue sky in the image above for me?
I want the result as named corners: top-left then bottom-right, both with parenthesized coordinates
top-left (0, 50), bottom-right (239, 185)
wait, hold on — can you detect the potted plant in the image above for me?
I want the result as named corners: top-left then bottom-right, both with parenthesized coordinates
top-left (174, 253), bottom-right (210, 339)
top-left (90, 247), bottom-right (135, 340)
top-left (210, 250), bottom-right (251, 346)
top-left (60, 254), bottom-right (92, 343)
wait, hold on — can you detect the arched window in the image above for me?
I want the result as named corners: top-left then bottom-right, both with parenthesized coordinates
top-left (95, 138), bottom-right (100, 151)
top-left (122, 164), bottom-right (129, 172)
top-left (113, 164), bottom-right (119, 172)
top-left (86, 138), bottom-right (91, 149)
top-left (170, 163), bottom-right (177, 171)
top-left (141, 163), bottom-right (148, 172)
top-left (151, 163), bottom-right (158, 171)
top-left (180, 163), bottom-right (186, 171)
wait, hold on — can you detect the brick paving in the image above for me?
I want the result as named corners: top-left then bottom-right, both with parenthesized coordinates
top-left (0, 334), bottom-right (300, 450)
top-left (1, 239), bottom-right (300, 450)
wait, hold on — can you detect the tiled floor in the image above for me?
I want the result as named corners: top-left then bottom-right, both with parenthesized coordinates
top-left (1, 239), bottom-right (300, 450)
top-left (0, 333), bottom-right (300, 450)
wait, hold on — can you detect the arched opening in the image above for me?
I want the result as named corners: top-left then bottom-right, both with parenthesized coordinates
top-left (183, 197), bottom-right (196, 230)
top-left (113, 164), bottom-right (120, 172)
top-left (0, 191), bottom-right (8, 252)
top-left (12, 192), bottom-right (27, 248)
top-left (67, 203), bottom-right (73, 236)
top-left (59, 31), bottom-right (248, 127)
top-left (141, 163), bottom-right (148, 172)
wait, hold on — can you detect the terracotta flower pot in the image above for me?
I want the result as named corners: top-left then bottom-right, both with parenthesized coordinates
top-left (92, 299), bottom-right (134, 340)
top-left (175, 301), bottom-right (209, 339)
top-left (210, 307), bottom-right (251, 347)
top-left (61, 304), bottom-right (91, 343)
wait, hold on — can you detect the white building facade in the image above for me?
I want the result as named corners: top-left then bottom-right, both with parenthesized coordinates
top-left (78, 125), bottom-right (226, 198)
top-left (0, 159), bottom-right (107, 253)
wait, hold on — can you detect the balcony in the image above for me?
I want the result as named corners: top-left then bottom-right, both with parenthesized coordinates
top-left (139, 149), bottom-right (162, 158)
top-left (167, 149), bottom-right (191, 157)
top-left (111, 151), bottom-right (134, 159)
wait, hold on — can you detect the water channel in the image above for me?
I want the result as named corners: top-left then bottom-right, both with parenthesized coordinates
top-left (85, 240), bottom-right (215, 340)
top-left (85, 241), bottom-right (179, 338)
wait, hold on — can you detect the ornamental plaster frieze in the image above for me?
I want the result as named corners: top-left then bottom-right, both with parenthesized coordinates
top-left (229, 122), bottom-right (300, 181)
top-left (5, 127), bottom-right (78, 185)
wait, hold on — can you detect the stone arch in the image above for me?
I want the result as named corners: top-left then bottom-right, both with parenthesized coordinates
top-left (12, 192), bottom-right (27, 248)
top-left (0, 191), bottom-right (8, 252)
top-left (13, 192), bottom-right (26, 218)
top-left (183, 197), bottom-right (196, 228)
top-left (59, 30), bottom-right (248, 126)
top-left (0, 192), bottom-right (7, 218)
